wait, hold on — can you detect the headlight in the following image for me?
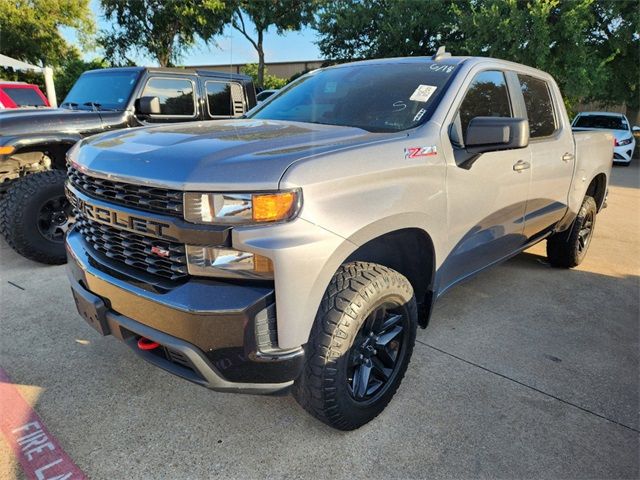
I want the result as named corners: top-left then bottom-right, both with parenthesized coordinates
top-left (618, 137), bottom-right (633, 146)
top-left (186, 245), bottom-right (273, 279)
top-left (183, 190), bottom-right (301, 225)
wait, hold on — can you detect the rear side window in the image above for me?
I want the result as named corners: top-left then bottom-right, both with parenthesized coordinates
top-left (141, 77), bottom-right (195, 116)
top-left (206, 81), bottom-right (245, 117)
top-left (518, 75), bottom-right (556, 138)
top-left (2, 87), bottom-right (47, 107)
top-left (458, 71), bottom-right (512, 139)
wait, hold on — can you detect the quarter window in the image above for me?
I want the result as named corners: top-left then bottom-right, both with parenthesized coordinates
top-left (518, 75), bottom-right (556, 138)
top-left (141, 77), bottom-right (195, 116)
top-left (206, 81), bottom-right (245, 117)
top-left (458, 71), bottom-right (512, 140)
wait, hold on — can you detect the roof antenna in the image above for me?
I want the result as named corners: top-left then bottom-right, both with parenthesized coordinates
top-left (432, 46), bottom-right (451, 61)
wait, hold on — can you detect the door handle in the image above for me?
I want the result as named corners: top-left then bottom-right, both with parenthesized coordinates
top-left (513, 160), bottom-right (530, 172)
top-left (562, 152), bottom-right (575, 162)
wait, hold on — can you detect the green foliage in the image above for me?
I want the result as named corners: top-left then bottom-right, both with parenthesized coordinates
top-left (316, 0), bottom-right (640, 106)
top-left (99, 0), bottom-right (231, 67)
top-left (316, 0), bottom-right (456, 59)
top-left (0, 0), bottom-right (94, 67)
top-left (231, 0), bottom-right (320, 87)
top-left (240, 63), bottom-right (288, 89)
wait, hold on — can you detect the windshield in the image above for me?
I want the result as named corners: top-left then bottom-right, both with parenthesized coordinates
top-left (574, 114), bottom-right (628, 131)
top-left (62, 70), bottom-right (140, 111)
top-left (2, 87), bottom-right (47, 107)
top-left (248, 62), bottom-right (460, 132)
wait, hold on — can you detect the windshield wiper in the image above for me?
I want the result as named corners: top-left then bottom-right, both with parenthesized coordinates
top-left (60, 102), bottom-right (79, 109)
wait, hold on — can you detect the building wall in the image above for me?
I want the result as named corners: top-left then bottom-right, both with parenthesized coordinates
top-left (188, 60), bottom-right (325, 80)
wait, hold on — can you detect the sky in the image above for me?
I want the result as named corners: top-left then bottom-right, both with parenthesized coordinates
top-left (64, 1), bottom-right (323, 67)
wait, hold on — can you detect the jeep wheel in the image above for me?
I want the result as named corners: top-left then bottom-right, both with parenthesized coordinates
top-left (292, 262), bottom-right (417, 430)
top-left (546, 195), bottom-right (597, 268)
top-left (0, 170), bottom-right (73, 264)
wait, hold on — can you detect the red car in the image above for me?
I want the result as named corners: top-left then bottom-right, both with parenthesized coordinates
top-left (0, 82), bottom-right (50, 109)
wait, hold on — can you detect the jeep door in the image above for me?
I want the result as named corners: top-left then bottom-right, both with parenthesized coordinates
top-left (438, 69), bottom-right (532, 293)
top-left (201, 79), bottom-right (249, 119)
top-left (135, 74), bottom-right (202, 124)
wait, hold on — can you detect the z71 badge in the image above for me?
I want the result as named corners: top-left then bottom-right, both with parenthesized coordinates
top-left (404, 146), bottom-right (438, 159)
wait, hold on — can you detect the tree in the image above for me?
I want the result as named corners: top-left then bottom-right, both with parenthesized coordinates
top-left (585, 0), bottom-right (639, 108)
top-left (99, 0), bottom-right (230, 67)
top-left (316, 0), bottom-right (639, 108)
top-left (0, 0), bottom-right (94, 67)
top-left (240, 63), bottom-right (288, 89)
top-left (231, 0), bottom-right (318, 88)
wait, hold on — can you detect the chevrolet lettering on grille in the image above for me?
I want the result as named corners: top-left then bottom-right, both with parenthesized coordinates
top-left (67, 187), bottom-right (174, 240)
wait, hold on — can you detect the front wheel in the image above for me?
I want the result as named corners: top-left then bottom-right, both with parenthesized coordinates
top-left (0, 170), bottom-right (73, 264)
top-left (546, 195), bottom-right (597, 268)
top-left (292, 262), bottom-right (417, 430)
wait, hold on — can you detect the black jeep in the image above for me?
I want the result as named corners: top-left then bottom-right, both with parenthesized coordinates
top-left (0, 67), bottom-right (257, 264)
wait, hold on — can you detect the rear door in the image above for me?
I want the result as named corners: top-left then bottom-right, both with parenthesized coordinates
top-left (137, 75), bottom-right (201, 124)
top-left (516, 74), bottom-right (574, 238)
top-left (439, 69), bottom-right (532, 293)
top-left (203, 79), bottom-right (248, 119)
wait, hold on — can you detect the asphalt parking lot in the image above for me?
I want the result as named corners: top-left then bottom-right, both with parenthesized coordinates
top-left (1, 162), bottom-right (638, 480)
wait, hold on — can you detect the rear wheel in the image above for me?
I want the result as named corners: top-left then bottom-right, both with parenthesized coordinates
top-left (0, 170), bottom-right (73, 264)
top-left (546, 195), bottom-right (597, 268)
top-left (292, 262), bottom-right (417, 430)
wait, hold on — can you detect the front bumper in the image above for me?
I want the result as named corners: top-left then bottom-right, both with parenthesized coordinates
top-left (613, 142), bottom-right (635, 163)
top-left (66, 229), bottom-right (304, 394)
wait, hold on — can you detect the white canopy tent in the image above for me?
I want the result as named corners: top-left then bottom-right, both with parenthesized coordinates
top-left (0, 54), bottom-right (57, 107)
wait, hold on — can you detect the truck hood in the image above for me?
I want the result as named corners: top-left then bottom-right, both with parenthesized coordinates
top-left (0, 107), bottom-right (104, 137)
top-left (73, 119), bottom-right (386, 191)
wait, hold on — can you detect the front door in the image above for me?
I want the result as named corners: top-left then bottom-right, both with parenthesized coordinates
top-left (438, 70), bottom-right (532, 293)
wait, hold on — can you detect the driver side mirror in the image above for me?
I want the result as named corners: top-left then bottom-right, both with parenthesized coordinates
top-left (465, 117), bottom-right (529, 153)
top-left (632, 126), bottom-right (640, 133)
top-left (135, 96), bottom-right (161, 115)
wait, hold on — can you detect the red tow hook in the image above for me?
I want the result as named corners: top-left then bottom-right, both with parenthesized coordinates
top-left (137, 337), bottom-right (160, 350)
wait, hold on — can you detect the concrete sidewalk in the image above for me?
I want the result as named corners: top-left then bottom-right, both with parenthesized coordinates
top-left (1, 163), bottom-right (638, 479)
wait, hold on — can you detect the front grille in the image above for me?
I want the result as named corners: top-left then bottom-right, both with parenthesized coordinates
top-left (75, 215), bottom-right (188, 281)
top-left (68, 167), bottom-right (183, 217)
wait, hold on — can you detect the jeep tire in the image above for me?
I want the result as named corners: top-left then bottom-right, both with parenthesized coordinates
top-left (292, 262), bottom-right (417, 430)
top-left (0, 170), bottom-right (72, 265)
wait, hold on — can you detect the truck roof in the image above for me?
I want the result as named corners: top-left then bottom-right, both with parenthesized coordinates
top-left (81, 66), bottom-right (252, 83)
top-left (325, 55), bottom-right (556, 82)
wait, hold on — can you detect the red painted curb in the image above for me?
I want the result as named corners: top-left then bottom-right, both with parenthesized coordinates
top-left (0, 368), bottom-right (87, 480)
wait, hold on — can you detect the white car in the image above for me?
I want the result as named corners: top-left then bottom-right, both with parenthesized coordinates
top-left (572, 112), bottom-right (638, 165)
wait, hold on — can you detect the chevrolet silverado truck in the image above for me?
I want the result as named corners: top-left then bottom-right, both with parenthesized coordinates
top-left (0, 67), bottom-right (256, 264)
top-left (65, 52), bottom-right (613, 430)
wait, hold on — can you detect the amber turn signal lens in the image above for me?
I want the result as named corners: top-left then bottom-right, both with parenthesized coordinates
top-left (252, 192), bottom-right (297, 223)
top-left (0, 146), bottom-right (15, 155)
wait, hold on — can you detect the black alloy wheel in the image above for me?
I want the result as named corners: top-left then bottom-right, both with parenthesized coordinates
top-left (577, 209), bottom-right (594, 255)
top-left (37, 195), bottom-right (74, 242)
top-left (347, 302), bottom-right (408, 403)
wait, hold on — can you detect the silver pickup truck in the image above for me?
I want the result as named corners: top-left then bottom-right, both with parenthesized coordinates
top-left (65, 52), bottom-right (613, 430)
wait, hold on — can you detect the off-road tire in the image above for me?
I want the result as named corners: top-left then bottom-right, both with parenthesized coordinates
top-left (0, 170), bottom-right (70, 264)
top-left (546, 195), bottom-right (597, 268)
top-left (292, 262), bottom-right (417, 430)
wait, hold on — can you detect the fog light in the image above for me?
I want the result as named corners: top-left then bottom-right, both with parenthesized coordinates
top-left (186, 245), bottom-right (273, 279)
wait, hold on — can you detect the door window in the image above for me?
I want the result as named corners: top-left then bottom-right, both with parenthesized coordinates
top-left (206, 81), bottom-right (245, 117)
top-left (518, 75), bottom-right (556, 138)
top-left (141, 77), bottom-right (195, 116)
top-left (458, 71), bottom-right (512, 141)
